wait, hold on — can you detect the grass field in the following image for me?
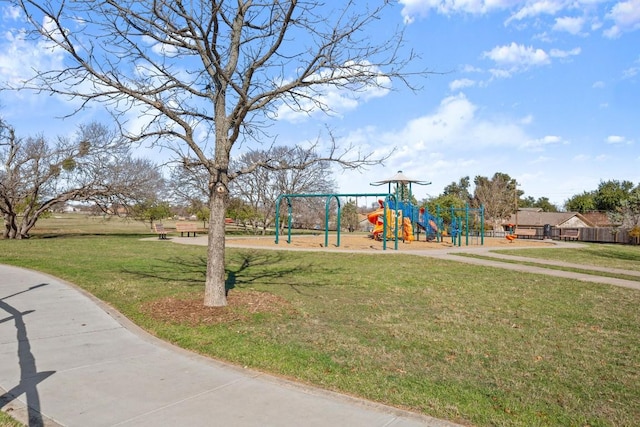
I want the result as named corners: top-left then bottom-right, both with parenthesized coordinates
top-left (1, 215), bottom-right (639, 426)
top-left (457, 252), bottom-right (640, 282)
top-left (26, 213), bottom-right (192, 236)
top-left (493, 245), bottom-right (640, 272)
top-left (0, 412), bottom-right (22, 427)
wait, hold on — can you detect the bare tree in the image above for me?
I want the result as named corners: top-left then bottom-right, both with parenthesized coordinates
top-left (230, 145), bottom-right (335, 234)
top-left (13, 1), bottom-right (425, 306)
top-left (0, 120), bottom-right (163, 239)
top-left (473, 172), bottom-right (517, 230)
top-left (168, 164), bottom-right (209, 208)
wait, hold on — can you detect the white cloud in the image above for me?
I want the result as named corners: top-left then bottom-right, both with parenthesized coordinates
top-left (520, 114), bottom-right (534, 125)
top-left (591, 19), bottom-right (603, 31)
top-left (530, 155), bottom-right (553, 164)
top-left (606, 135), bottom-right (634, 145)
top-left (399, 0), bottom-right (640, 43)
top-left (604, 0), bottom-right (640, 38)
top-left (592, 80), bottom-right (605, 88)
top-left (273, 62), bottom-right (391, 123)
top-left (483, 42), bottom-right (550, 76)
top-left (622, 66), bottom-right (639, 78)
top-left (506, 1), bottom-right (566, 25)
top-left (2, 5), bottom-right (21, 20)
top-left (549, 47), bottom-right (581, 58)
top-left (553, 16), bottom-right (586, 35)
top-left (141, 35), bottom-right (180, 57)
top-left (386, 93), bottom-right (530, 152)
top-left (0, 24), bottom-right (65, 87)
top-left (449, 78), bottom-right (476, 91)
top-left (332, 93), bottom-right (537, 199)
top-left (460, 64), bottom-right (483, 73)
top-left (522, 135), bottom-right (568, 151)
top-left (399, 0), bottom-right (517, 23)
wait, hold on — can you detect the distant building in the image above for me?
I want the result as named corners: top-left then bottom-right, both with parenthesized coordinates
top-left (581, 211), bottom-right (619, 227)
top-left (505, 209), bottom-right (595, 229)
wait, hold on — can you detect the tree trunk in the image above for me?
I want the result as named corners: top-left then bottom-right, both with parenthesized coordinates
top-left (18, 215), bottom-right (35, 239)
top-left (3, 212), bottom-right (19, 239)
top-left (204, 183), bottom-right (228, 307)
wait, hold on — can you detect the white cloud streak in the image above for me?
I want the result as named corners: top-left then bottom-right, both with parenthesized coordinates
top-left (482, 42), bottom-right (550, 76)
top-left (604, 0), bottom-right (640, 38)
top-left (553, 16), bottom-right (586, 35)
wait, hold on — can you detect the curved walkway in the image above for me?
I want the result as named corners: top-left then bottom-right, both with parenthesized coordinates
top-left (0, 264), bottom-right (458, 427)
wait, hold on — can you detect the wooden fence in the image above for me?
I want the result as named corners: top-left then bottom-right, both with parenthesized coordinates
top-left (577, 227), bottom-right (631, 244)
top-left (488, 227), bottom-right (637, 244)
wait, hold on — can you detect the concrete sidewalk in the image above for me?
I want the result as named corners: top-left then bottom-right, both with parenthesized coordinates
top-left (0, 264), bottom-right (458, 427)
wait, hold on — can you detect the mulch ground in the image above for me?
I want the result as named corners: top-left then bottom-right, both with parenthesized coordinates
top-left (142, 291), bottom-right (295, 326)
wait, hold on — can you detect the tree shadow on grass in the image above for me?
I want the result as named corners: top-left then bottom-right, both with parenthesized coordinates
top-left (34, 233), bottom-right (151, 239)
top-left (121, 250), bottom-right (341, 296)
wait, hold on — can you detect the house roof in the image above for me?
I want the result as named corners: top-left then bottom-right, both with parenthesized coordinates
top-left (581, 211), bottom-right (618, 227)
top-left (519, 207), bottom-right (543, 212)
top-left (507, 211), bottom-right (595, 227)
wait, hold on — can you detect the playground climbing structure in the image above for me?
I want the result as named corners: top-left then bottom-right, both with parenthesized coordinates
top-left (370, 171), bottom-right (440, 243)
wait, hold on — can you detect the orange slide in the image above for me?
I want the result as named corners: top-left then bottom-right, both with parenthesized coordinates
top-left (367, 201), bottom-right (414, 242)
top-left (367, 204), bottom-right (390, 240)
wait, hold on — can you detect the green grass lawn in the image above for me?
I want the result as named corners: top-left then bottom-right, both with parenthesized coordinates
top-left (493, 243), bottom-right (640, 272)
top-left (456, 251), bottom-right (640, 282)
top-left (0, 412), bottom-right (22, 427)
top-left (29, 213), bottom-right (156, 235)
top-left (1, 233), bottom-right (639, 426)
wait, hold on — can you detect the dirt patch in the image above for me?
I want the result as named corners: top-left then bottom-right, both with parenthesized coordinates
top-left (226, 234), bottom-right (553, 251)
top-left (142, 291), bottom-right (295, 326)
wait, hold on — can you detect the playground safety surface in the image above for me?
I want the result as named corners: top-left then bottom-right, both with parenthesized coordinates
top-left (226, 234), bottom-right (554, 251)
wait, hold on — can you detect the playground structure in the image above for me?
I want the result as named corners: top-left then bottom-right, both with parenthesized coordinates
top-left (504, 223), bottom-right (517, 242)
top-left (367, 199), bottom-right (412, 241)
top-left (369, 171), bottom-right (438, 243)
top-left (274, 171), bottom-right (485, 250)
top-left (275, 192), bottom-right (403, 250)
top-left (366, 200), bottom-right (439, 242)
top-left (440, 204), bottom-right (486, 247)
top-left (370, 171), bottom-right (484, 246)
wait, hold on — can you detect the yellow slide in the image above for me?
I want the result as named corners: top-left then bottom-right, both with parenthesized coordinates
top-left (368, 202), bottom-right (414, 242)
top-left (403, 217), bottom-right (414, 243)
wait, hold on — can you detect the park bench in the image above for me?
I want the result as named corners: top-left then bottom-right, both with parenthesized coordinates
top-left (153, 223), bottom-right (168, 240)
top-left (559, 228), bottom-right (580, 241)
top-left (515, 228), bottom-right (538, 239)
top-left (175, 222), bottom-right (199, 237)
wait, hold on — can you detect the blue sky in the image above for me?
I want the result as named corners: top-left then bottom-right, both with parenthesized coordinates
top-left (1, 1), bottom-right (639, 208)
